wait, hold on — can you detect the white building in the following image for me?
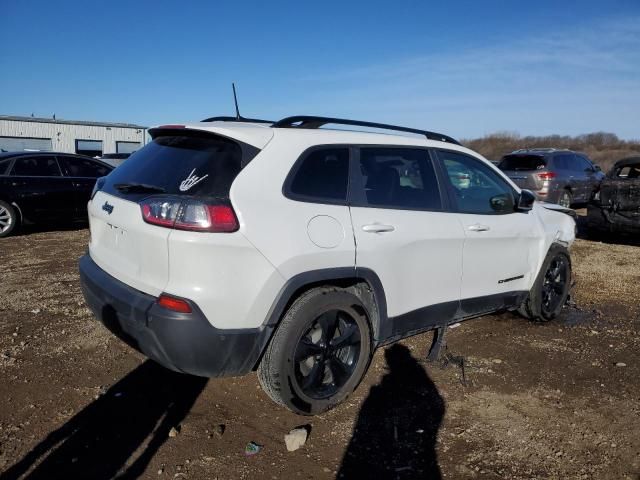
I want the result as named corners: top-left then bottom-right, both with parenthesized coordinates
top-left (0, 115), bottom-right (147, 156)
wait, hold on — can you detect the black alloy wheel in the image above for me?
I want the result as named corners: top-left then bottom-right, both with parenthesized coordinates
top-left (294, 309), bottom-right (361, 400)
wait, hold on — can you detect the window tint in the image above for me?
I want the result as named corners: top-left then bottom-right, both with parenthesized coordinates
top-left (355, 148), bottom-right (441, 210)
top-left (438, 150), bottom-right (515, 215)
top-left (60, 156), bottom-right (111, 178)
top-left (288, 148), bottom-right (349, 202)
top-left (103, 134), bottom-right (243, 198)
top-left (11, 156), bottom-right (61, 176)
top-left (575, 155), bottom-right (593, 171)
top-left (498, 154), bottom-right (546, 171)
top-left (553, 154), bottom-right (574, 170)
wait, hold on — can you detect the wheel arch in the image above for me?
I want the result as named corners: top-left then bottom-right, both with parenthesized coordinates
top-left (260, 267), bottom-right (388, 348)
top-left (0, 195), bottom-right (23, 226)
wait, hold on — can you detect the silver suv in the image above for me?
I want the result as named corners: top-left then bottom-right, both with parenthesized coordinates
top-left (498, 148), bottom-right (604, 208)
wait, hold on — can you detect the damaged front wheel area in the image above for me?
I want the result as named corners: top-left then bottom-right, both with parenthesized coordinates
top-left (518, 244), bottom-right (572, 322)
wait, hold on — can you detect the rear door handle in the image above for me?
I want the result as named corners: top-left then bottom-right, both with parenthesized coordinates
top-left (362, 224), bottom-right (395, 233)
top-left (467, 224), bottom-right (490, 232)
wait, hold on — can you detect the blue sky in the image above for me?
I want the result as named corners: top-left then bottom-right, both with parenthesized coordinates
top-left (1, 0), bottom-right (639, 139)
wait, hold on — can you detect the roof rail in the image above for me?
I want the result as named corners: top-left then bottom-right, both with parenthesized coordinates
top-left (201, 116), bottom-right (274, 124)
top-left (511, 148), bottom-right (567, 154)
top-left (271, 116), bottom-right (461, 145)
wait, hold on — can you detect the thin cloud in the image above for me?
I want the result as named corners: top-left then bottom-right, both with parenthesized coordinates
top-left (286, 16), bottom-right (640, 138)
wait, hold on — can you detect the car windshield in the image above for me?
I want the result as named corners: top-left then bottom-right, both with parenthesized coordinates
top-left (499, 155), bottom-right (547, 171)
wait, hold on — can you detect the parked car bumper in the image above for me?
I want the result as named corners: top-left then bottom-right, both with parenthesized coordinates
top-left (79, 254), bottom-right (273, 378)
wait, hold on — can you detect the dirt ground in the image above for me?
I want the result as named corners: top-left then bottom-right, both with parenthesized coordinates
top-left (0, 221), bottom-right (638, 479)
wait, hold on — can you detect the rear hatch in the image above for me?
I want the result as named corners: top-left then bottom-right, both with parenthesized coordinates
top-left (498, 154), bottom-right (548, 190)
top-left (88, 128), bottom-right (258, 296)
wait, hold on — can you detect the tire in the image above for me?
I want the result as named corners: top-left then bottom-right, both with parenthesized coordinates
top-left (0, 200), bottom-right (18, 238)
top-left (518, 244), bottom-right (571, 322)
top-left (258, 287), bottom-right (372, 415)
top-left (558, 190), bottom-right (572, 209)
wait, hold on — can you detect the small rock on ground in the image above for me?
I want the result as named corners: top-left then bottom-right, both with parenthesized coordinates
top-left (285, 427), bottom-right (308, 452)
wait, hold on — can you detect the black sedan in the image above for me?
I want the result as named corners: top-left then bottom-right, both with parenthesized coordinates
top-left (0, 151), bottom-right (113, 237)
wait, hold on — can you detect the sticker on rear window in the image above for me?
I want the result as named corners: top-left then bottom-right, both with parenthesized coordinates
top-left (179, 168), bottom-right (209, 192)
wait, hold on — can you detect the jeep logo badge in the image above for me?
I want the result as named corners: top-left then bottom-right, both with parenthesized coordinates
top-left (102, 202), bottom-right (114, 215)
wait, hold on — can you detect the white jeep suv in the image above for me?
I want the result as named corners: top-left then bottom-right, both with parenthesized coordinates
top-left (79, 116), bottom-right (575, 415)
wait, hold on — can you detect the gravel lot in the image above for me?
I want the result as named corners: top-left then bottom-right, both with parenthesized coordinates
top-left (0, 224), bottom-right (638, 479)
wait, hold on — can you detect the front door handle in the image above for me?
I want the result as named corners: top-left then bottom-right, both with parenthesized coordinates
top-left (467, 224), bottom-right (490, 232)
top-left (362, 224), bottom-right (395, 233)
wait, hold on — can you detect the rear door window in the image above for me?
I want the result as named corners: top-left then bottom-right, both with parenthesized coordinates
top-left (352, 147), bottom-right (442, 210)
top-left (102, 134), bottom-right (244, 198)
top-left (553, 154), bottom-right (574, 171)
top-left (285, 147), bottom-right (350, 203)
top-left (11, 156), bottom-right (61, 176)
top-left (498, 155), bottom-right (546, 171)
top-left (59, 156), bottom-right (111, 178)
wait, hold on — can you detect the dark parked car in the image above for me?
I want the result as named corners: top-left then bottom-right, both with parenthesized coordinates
top-left (0, 152), bottom-right (113, 237)
top-left (498, 148), bottom-right (605, 208)
top-left (587, 156), bottom-right (640, 236)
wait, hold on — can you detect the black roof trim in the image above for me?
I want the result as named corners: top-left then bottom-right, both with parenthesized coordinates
top-left (201, 116), bottom-right (274, 124)
top-left (271, 116), bottom-right (461, 145)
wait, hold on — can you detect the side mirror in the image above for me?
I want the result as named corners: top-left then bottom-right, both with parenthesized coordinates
top-left (594, 165), bottom-right (601, 172)
top-left (517, 189), bottom-right (536, 211)
top-left (490, 193), bottom-right (515, 213)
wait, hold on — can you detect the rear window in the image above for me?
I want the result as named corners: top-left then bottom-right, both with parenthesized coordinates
top-left (103, 134), bottom-right (244, 198)
top-left (498, 155), bottom-right (547, 171)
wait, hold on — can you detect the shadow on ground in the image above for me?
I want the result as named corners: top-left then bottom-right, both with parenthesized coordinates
top-left (338, 344), bottom-right (445, 479)
top-left (0, 361), bottom-right (207, 480)
top-left (11, 220), bottom-right (88, 237)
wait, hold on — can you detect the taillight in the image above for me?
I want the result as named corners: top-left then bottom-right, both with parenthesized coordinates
top-left (537, 172), bottom-right (556, 180)
top-left (157, 294), bottom-right (192, 313)
top-left (140, 197), bottom-right (239, 232)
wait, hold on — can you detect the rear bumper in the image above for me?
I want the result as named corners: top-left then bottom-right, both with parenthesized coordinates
top-left (79, 254), bottom-right (273, 377)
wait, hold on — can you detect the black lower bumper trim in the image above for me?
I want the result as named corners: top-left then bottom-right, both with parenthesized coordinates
top-left (79, 254), bottom-right (273, 378)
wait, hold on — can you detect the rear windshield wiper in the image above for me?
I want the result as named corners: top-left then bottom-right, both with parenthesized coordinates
top-left (114, 183), bottom-right (166, 194)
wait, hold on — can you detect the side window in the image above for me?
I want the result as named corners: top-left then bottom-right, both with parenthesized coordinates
top-left (0, 159), bottom-right (11, 175)
top-left (59, 156), bottom-right (110, 178)
top-left (287, 148), bottom-right (349, 203)
top-left (354, 147), bottom-right (442, 210)
top-left (437, 150), bottom-right (516, 215)
top-left (553, 154), bottom-right (573, 170)
top-left (10, 156), bottom-right (61, 177)
top-left (575, 155), bottom-right (593, 171)
top-left (618, 166), bottom-right (640, 179)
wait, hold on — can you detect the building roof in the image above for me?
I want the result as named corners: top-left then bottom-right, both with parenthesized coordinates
top-left (0, 115), bottom-right (147, 130)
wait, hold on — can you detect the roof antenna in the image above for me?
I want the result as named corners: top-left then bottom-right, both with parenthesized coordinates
top-left (232, 83), bottom-right (241, 120)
